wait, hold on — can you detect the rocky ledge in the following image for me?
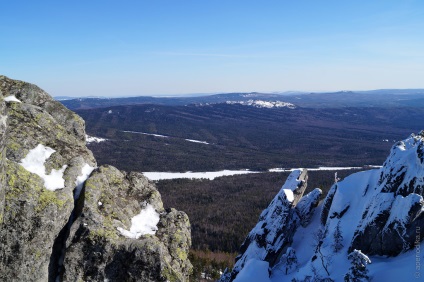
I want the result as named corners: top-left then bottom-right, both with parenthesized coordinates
top-left (0, 75), bottom-right (192, 281)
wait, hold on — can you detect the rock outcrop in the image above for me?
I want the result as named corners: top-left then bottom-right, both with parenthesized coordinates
top-left (0, 76), bottom-right (192, 281)
top-left (221, 132), bottom-right (424, 282)
top-left (221, 169), bottom-right (322, 281)
top-left (62, 166), bottom-right (191, 281)
top-left (350, 132), bottom-right (424, 256)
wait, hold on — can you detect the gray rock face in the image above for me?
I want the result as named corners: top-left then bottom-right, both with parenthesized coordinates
top-left (62, 166), bottom-right (192, 281)
top-left (0, 76), bottom-right (192, 281)
top-left (0, 92), bottom-right (7, 228)
top-left (350, 132), bottom-right (424, 256)
top-left (0, 75), bottom-right (95, 281)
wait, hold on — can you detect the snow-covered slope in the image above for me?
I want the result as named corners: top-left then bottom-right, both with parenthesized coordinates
top-left (225, 99), bottom-right (296, 109)
top-left (221, 132), bottom-right (424, 282)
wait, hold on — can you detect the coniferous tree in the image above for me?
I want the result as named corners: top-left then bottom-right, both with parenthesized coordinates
top-left (344, 249), bottom-right (371, 282)
top-left (333, 221), bottom-right (344, 253)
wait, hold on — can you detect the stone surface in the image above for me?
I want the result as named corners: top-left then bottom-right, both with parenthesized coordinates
top-left (0, 76), bottom-right (95, 281)
top-left (0, 75), bottom-right (192, 281)
top-left (62, 166), bottom-right (192, 281)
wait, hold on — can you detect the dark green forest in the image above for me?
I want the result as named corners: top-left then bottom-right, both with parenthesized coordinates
top-left (80, 104), bottom-right (424, 172)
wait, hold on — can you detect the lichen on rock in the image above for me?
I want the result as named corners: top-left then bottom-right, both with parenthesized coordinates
top-left (0, 75), bottom-right (192, 281)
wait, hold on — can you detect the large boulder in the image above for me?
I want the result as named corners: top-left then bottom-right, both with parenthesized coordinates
top-left (0, 75), bottom-right (192, 281)
top-left (0, 75), bottom-right (95, 281)
top-left (62, 165), bottom-right (192, 281)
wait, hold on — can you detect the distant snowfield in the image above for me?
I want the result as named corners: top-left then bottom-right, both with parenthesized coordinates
top-left (143, 166), bottom-right (380, 181)
top-left (123, 130), bottom-right (169, 138)
top-left (122, 130), bottom-right (210, 145)
top-left (225, 99), bottom-right (296, 109)
top-left (143, 170), bottom-right (259, 181)
top-left (268, 166), bottom-right (381, 172)
top-left (185, 139), bottom-right (210, 144)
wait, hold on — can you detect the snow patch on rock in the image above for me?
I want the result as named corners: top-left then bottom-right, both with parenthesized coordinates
top-left (4, 95), bottom-right (22, 103)
top-left (19, 144), bottom-right (67, 191)
top-left (74, 163), bottom-right (96, 199)
top-left (117, 204), bottom-right (160, 238)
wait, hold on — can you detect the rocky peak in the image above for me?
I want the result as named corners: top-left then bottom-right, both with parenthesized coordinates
top-left (0, 76), bottom-right (192, 281)
top-left (221, 169), bottom-right (321, 281)
top-left (221, 132), bottom-right (424, 281)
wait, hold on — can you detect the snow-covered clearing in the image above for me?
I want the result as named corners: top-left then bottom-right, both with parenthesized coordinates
top-left (123, 130), bottom-right (169, 138)
top-left (117, 204), bottom-right (160, 238)
top-left (86, 135), bottom-right (107, 144)
top-left (122, 130), bottom-right (210, 145)
top-left (143, 166), bottom-right (380, 181)
top-left (19, 144), bottom-right (67, 191)
top-left (143, 170), bottom-right (259, 181)
top-left (268, 166), bottom-right (381, 172)
top-left (226, 99), bottom-right (296, 109)
top-left (185, 138), bottom-right (209, 144)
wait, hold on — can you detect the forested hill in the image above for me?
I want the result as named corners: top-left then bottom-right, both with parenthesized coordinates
top-left (59, 90), bottom-right (424, 110)
top-left (74, 103), bottom-right (424, 172)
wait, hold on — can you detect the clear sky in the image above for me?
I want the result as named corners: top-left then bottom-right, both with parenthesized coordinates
top-left (1, 1), bottom-right (423, 97)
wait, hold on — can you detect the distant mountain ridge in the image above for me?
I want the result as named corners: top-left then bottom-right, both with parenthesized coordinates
top-left (58, 89), bottom-right (424, 110)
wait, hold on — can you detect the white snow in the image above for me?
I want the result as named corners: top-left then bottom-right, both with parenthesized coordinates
top-left (143, 166), bottom-right (381, 181)
top-left (123, 130), bottom-right (210, 144)
top-left (4, 95), bottom-right (22, 103)
top-left (385, 194), bottom-right (423, 227)
top-left (143, 170), bottom-right (259, 181)
top-left (280, 169), bottom-right (304, 202)
top-left (19, 144), bottom-right (67, 191)
top-left (86, 135), bottom-right (107, 144)
top-left (117, 204), bottom-right (160, 238)
top-left (234, 259), bottom-right (271, 282)
top-left (268, 166), bottom-right (369, 172)
top-left (123, 130), bottom-right (169, 138)
top-left (226, 99), bottom-right (296, 109)
top-left (283, 189), bottom-right (294, 202)
top-left (184, 138), bottom-right (209, 145)
top-left (74, 163), bottom-right (96, 199)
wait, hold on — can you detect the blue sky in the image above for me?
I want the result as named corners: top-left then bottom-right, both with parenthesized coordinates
top-left (1, 1), bottom-right (423, 97)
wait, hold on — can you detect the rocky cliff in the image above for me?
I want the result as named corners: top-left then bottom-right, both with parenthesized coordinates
top-left (0, 76), bottom-right (192, 281)
top-left (221, 132), bottom-right (424, 282)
